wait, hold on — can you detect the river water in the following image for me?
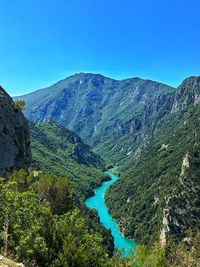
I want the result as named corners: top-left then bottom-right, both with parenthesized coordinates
top-left (85, 169), bottom-right (136, 256)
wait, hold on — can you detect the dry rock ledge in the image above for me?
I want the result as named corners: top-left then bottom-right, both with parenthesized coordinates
top-left (0, 255), bottom-right (25, 267)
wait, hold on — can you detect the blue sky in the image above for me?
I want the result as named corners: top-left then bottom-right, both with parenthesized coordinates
top-left (0, 0), bottom-right (200, 96)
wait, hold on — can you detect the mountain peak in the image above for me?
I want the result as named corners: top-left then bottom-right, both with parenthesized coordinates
top-left (180, 75), bottom-right (200, 88)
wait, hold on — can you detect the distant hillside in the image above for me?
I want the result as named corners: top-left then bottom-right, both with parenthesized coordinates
top-left (30, 121), bottom-right (108, 199)
top-left (15, 73), bottom-right (174, 156)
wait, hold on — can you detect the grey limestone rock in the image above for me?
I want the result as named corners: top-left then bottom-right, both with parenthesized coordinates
top-left (0, 86), bottom-right (32, 176)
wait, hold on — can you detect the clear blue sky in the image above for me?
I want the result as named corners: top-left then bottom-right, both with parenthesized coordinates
top-left (0, 0), bottom-right (200, 96)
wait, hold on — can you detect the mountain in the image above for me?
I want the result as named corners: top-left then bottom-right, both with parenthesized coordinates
top-left (14, 73), bottom-right (174, 161)
top-left (95, 76), bottom-right (200, 165)
top-left (30, 121), bottom-right (109, 199)
top-left (106, 76), bottom-right (200, 245)
top-left (0, 86), bottom-right (31, 176)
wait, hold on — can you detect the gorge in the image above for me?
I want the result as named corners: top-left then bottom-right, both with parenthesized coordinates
top-left (1, 73), bottom-right (199, 266)
top-left (14, 74), bottom-right (200, 246)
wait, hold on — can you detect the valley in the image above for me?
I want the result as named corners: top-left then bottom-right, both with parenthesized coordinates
top-left (15, 74), bottom-right (200, 248)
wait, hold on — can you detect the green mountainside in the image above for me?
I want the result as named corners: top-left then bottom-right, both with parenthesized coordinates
top-left (95, 76), bottom-right (200, 165)
top-left (30, 121), bottom-right (108, 199)
top-left (15, 73), bottom-right (174, 154)
top-left (106, 76), bottom-right (200, 245)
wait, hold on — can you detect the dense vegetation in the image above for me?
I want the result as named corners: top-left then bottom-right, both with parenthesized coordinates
top-left (11, 75), bottom-right (200, 266)
top-left (0, 170), bottom-right (113, 267)
top-left (113, 234), bottom-right (200, 267)
top-left (0, 169), bottom-right (199, 267)
top-left (106, 87), bottom-right (200, 245)
top-left (30, 121), bottom-right (109, 199)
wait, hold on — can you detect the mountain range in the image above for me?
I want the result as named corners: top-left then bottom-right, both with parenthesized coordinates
top-left (15, 73), bottom-right (174, 162)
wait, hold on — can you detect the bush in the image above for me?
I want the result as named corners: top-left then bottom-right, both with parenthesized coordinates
top-left (12, 100), bottom-right (25, 112)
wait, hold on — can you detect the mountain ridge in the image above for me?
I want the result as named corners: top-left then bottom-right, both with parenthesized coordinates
top-left (14, 73), bottom-right (175, 153)
top-left (15, 72), bottom-right (175, 98)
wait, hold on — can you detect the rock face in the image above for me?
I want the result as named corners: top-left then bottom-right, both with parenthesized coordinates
top-left (0, 86), bottom-right (32, 176)
top-left (180, 152), bottom-right (192, 177)
top-left (171, 76), bottom-right (200, 112)
top-left (0, 255), bottom-right (25, 267)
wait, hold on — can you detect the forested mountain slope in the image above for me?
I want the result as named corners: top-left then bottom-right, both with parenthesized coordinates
top-left (15, 73), bottom-right (174, 155)
top-left (30, 121), bottom-right (108, 198)
top-left (95, 76), bottom-right (200, 164)
top-left (15, 74), bottom-right (200, 253)
top-left (106, 76), bottom-right (200, 245)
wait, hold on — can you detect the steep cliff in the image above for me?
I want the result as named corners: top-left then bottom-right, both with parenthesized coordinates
top-left (0, 86), bottom-right (31, 176)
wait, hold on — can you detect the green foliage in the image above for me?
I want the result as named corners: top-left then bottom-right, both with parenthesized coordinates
top-left (33, 173), bottom-right (73, 215)
top-left (166, 232), bottom-right (200, 267)
top-left (52, 209), bottom-right (111, 267)
top-left (29, 121), bottom-right (114, 257)
top-left (106, 104), bottom-right (200, 245)
top-left (30, 121), bottom-right (108, 199)
top-left (0, 178), bottom-right (49, 264)
top-left (12, 99), bottom-right (25, 112)
top-left (114, 243), bottom-right (166, 267)
top-left (0, 171), bottom-right (111, 266)
top-left (112, 234), bottom-right (200, 267)
top-left (129, 244), bottom-right (166, 267)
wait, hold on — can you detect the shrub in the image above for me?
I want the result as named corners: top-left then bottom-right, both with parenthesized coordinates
top-left (12, 100), bottom-right (25, 112)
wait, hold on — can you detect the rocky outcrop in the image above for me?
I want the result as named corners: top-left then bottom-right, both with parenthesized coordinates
top-left (0, 255), bottom-right (25, 267)
top-left (180, 152), bottom-right (192, 177)
top-left (171, 76), bottom-right (200, 112)
top-left (0, 86), bottom-right (32, 176)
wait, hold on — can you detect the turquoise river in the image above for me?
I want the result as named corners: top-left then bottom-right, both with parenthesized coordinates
top-left (85, 169), bottom-right (136, 256)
